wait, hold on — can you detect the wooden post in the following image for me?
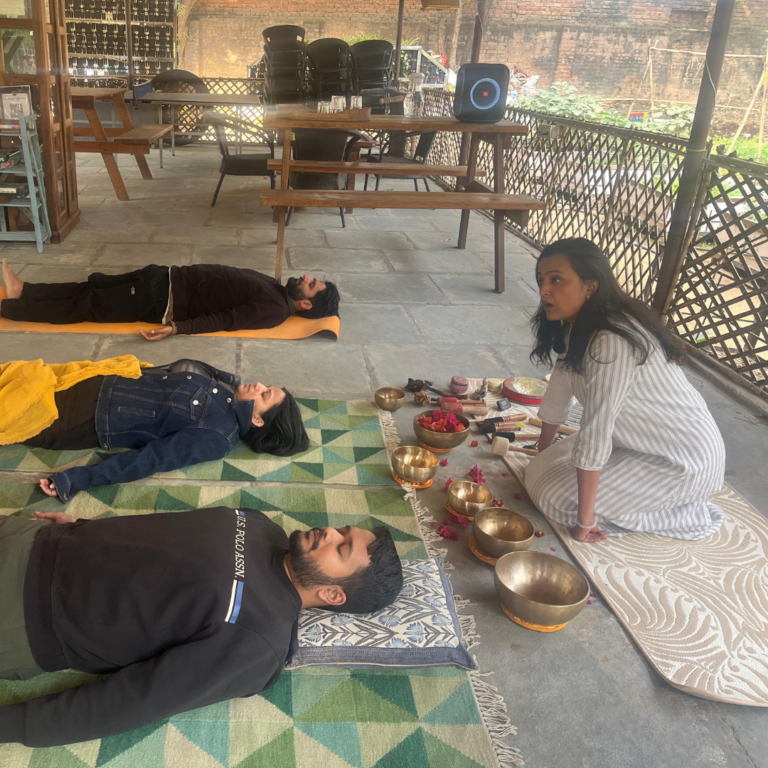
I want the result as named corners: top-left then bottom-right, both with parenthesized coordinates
top-left (651, 0), bottom-right (735, 317)
top-left (125, 0), bottom-right (135, 95)
top-left (457, 0), bottom-right (487, 176)
top-left (448, 0), bottom-right (464, 70)
top-left (394, 0), bottom-right (406, 84)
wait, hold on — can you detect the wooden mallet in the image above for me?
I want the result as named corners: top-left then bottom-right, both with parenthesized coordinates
top-left (492, 435), bottom-right (539, 456)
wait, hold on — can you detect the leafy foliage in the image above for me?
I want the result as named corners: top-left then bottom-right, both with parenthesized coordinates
top-left (520, 82), bottom-right (630, 127)
top-left (646, 104), bottom-right (695, 137)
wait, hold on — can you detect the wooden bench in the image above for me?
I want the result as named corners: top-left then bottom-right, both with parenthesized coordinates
top-left (266, 160), bottom-right (485, 177)
top-left (261, 189), bottom-right (544, 287)
top-left (114, 124), bottom-right (173, 168)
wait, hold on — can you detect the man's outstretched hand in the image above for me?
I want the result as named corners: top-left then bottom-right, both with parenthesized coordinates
top-left (139, 325), bottom-right (174, 342)
top-left (35, 511), bottom-right (76, 524)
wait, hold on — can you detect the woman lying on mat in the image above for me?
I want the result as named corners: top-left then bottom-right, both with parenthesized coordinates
top-left (525, 237), bottom-right (725, 543)
top-left (0, 356), bottom-right (308, 503)
top-left (0, 260), bottom-right (339, 339)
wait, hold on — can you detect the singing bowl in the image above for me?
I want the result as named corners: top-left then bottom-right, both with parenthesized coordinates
top-left (413, 410), bottom-right (471, 451)
top-left (375, 386), bottom-right (406, 411)
top-left (494, 551), bottom-right (590, 627)
top-left (392, 445), bottom-right (439, 484)
top-left (474, 507), bottom-right (534, 558)
top-left (448, 481), bottom-right (493, 518)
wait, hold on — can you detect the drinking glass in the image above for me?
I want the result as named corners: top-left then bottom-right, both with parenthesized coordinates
top-left (331, 95), bottom-right (345, 113)
top-left (351, 96), bottom-right (362, 109)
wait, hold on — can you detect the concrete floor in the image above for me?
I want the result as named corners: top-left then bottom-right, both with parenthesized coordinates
top-left (2, 146), bottom-right (768, 767)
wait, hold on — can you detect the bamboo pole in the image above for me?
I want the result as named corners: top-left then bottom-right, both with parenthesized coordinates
top-left (448, 0), bottom-right (464, 70)
top-left (726, 58), bottom-right (766, 154)
top-left (758, 42), bottom-right (768, 163)
top-left (652, 0), bottom-right (736, 317)
top-left (648, 45), bottom-right (655, 121)
top-left (394, 0), bottom-right (405, 84)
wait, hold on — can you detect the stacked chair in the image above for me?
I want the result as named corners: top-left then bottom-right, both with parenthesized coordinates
top-left (307, 38), bottom-right (354, 102)
top-left (350, 40), bottom-right (394, 91)
top-left (262, 25), bottom-right (307, 104)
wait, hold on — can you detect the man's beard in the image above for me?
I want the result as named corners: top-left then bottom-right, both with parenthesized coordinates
top-left (288, 528), bottom-right (330, 589)
top-left (285, 276), bottom-right (306, 301)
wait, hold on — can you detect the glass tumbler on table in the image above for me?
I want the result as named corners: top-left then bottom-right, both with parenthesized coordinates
top-left (331, 95), bottom-right (345, 113)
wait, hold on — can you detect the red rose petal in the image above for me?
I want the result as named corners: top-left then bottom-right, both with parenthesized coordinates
top-left (513, 492), bottom-right (522, 500)
top-left (471, 440), bottom-right (478, 447)
top-left (534, 530), bottom-right (545, 538)
top-left (439, 459), bottom-right (449, 467)
top-left (586, 600), bottom-right (592, 605)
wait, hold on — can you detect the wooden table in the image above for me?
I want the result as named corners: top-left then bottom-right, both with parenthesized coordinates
top-left (128, 91), bottom-right (264, 155)
top-left (263, 108), bottom-right (534, 293)
top-left (71, 87), bottom-right (165, 201)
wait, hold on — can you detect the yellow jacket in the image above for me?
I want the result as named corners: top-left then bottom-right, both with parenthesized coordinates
top-left (0, 355), bottom-right (151, 445)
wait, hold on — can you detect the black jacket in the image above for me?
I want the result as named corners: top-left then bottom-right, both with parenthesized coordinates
top-left (0, 508), bottom-right (301, 747)
top-left (171, 265), bottom-right (294, 335)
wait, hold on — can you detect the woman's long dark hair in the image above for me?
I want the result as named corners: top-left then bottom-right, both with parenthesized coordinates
top-left (530, 238), bottom-right (685, 374)
top-left (242, 389), bottom-right (309, 457)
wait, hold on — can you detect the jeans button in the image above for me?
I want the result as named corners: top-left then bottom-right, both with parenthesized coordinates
top-left (193, 400), bottom-right (199, 405)
top-left (187, 375), bottom-right (192, 380)
top-left (212, 388), bottom-right (218, 394)
top-left (163, 375), bottom-right (167, 379)
top-left (227, 398), bottom-right (232, 403)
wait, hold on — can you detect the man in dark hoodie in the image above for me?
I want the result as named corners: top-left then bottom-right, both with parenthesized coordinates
top-left (1, 260), bottom-right (340, 338)
top-left (0, 509), bottom-right (403, 747)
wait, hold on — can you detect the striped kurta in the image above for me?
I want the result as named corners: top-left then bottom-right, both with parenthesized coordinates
top-left (524, 327), bottom-right (726, 540)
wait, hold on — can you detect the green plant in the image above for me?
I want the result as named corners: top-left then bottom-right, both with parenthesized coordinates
top-left (519, 82), bottom-right (630, 127)
top-left (646, 104), bottom-right (695, 137)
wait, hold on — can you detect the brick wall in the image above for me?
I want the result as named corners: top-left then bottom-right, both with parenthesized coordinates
top-left (182, 0), bottom-right (768, 109)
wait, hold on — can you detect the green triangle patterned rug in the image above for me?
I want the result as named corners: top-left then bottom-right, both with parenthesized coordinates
top-left (0, 399), bottom-right (398, 487)
top-left (0, 483), bottom-right (522, 768)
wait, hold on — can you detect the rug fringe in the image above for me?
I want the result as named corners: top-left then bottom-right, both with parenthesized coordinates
top-left (469, 667), bottom-right (525, 767)
top-left (403, 484), bottom-right (451, 567)
top-left (377, 407), bottom-right (401, 461)
top-left (392, 415), bottom-right (522, 765)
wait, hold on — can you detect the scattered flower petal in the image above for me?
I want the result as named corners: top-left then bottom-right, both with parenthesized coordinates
top-left (590, 592), bottom-right (597, 598)
top-left (491, 499), bottom-right (504, 507)
top-left (443, 478), bottom-right (453, 491)
top-left (471, 440), bottom-right (478, 447)
top-left (535, 530), bottom-right (545, 538)
top-left (513, 492), bottom-right (522, 500)
top-left (439, 459), bottom-right (449, 467)
top-left (501, 472), bottom-right (509, 477)
top-left (550, 547), bottom-right (556, 551)
top-left (586, 600), bottom-right (592, 605)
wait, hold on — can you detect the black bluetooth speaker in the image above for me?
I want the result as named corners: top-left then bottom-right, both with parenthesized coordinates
top-left (453, 63), bottom-right (510, 123)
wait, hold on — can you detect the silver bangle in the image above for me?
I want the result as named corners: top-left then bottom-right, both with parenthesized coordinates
top-left (575, 520), bottom-right (597, 529)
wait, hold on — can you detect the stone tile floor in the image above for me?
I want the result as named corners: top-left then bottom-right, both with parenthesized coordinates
top-left (2, 146), bottom-right (767, 767)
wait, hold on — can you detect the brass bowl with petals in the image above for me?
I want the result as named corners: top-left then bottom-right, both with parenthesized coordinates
top-left (448, 480), bottom-right (492, 519)
top-left (494, 551), bottom-right (590, 627)
top-left (392, 445), bottom-right (439, 485)
top-left (413, 410), bottom-right (471, 452)
top-left (474, 507), bottom-right (534, 558)
top-left (375, 387), bottom-right (406, 411)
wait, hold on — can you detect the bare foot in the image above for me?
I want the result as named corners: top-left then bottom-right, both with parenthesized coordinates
top-left (2, 259), bottom-right (24, 299)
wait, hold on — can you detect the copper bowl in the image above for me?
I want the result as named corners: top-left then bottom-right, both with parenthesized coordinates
top-left (448, 480), bottom-right (492, 519)
top-left (494, 551), bottom-right (590, 627)
top-left (392, 445), bottom-right (439, 485)
top-left (474, 507), bottom-right (534, 558)
top-left (375, 387), bottom-right (406, 411)
top-left (413, 410), bottom-right (471, 452)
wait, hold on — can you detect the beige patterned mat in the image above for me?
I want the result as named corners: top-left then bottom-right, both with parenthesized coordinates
top-left (503, 453), bottom-right (768, 707)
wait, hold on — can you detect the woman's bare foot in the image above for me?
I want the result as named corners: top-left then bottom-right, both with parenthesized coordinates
top-left (2, 258), bottom-right (24, 299)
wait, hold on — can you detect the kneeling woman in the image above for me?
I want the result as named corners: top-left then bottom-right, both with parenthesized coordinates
top-left (1, 356), bottom-right (308, 503)
top-left (525, 238), bottom-right (725, 543)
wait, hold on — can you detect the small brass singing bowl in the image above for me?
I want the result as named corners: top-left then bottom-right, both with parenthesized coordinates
top-left (494, 551), bottom-right (590, 627)
top-left (448, 480), bottom-right (493, 519)
top-left (474, 507), bottom-right (534, 558)
top-left (375, 387), bottom-right (406, 411)
top-left (413, 410), bottom-right (471, 452)
top-left (392, 445), bottom-right (439, 485)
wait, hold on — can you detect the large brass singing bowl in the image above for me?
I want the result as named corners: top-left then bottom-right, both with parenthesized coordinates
top-left (375, 386), bottom-right (406, 411)
top-left (392, 445), bottom-right (439, 484)
top-left (448, 480), bottom-right (492, 518)
top-left (413, 410), bottom-right (471, 452)
top-left (474, 507), bottom-right (534, 558)
top-left (494, 551), bottom-right (590, 627)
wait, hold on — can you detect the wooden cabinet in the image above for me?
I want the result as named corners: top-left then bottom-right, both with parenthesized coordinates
top-left (0, 0), bottom-right (81, 242)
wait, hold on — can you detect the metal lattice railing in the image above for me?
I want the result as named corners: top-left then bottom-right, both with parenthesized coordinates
top-left (666, 157), bottom-right (768, 390)
top-left (423, 89), bottom-right (688, 305)
top-left (424, 89), bottom-right (768, 397)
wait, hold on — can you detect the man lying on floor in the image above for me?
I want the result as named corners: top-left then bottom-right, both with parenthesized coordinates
top-left (0, 509), bottom-right (403, 747)
top-left (1, 356), bottom-right (308, 503)
top-left (0, 260), bottom-right (339, 339)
